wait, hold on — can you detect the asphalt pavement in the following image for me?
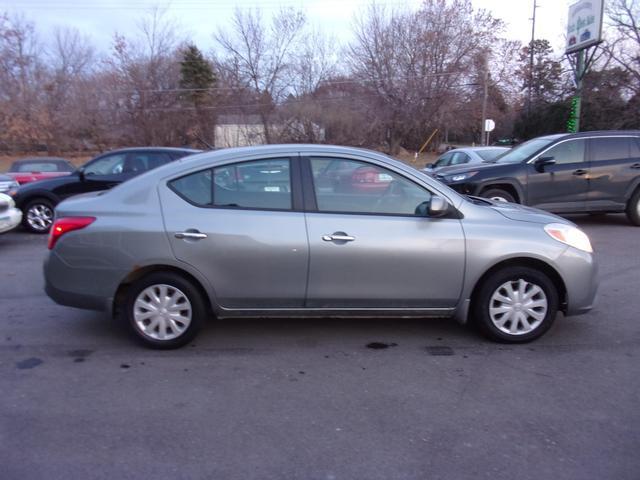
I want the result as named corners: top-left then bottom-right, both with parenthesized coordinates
top-left (0, 214), bottom-right (638, 480)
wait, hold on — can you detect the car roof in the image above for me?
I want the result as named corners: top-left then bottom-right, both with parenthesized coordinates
top-left (538, 130), bottom-right (640, 142)
top-left (449, 146), bottom-right (510, 152)
top-left (104, 147), bottom-right (203, 154)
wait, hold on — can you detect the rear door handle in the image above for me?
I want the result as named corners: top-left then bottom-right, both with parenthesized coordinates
top-left (175, 231), bottom-right (208, 240)
top-left (322, 233), bottom-right (355, 242)
top-left (572, 169), bottom-right (588, 176)
top-left (631, 163), bottom-right (640, 169)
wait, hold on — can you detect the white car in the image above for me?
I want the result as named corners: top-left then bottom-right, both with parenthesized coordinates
top-left (0, 193), bottom-right (22, 233)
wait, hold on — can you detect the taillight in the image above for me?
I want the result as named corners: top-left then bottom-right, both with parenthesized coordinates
top-left (48, 217), bottom-right (96, 250)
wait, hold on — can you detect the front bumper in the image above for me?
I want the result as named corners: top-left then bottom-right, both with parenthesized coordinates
top-left (556, 247), bottom-right (599, 316)
top-left (0, 207), bottom-right (22, 233)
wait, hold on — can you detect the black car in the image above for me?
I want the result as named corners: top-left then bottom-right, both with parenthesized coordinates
top-left (434, 131), bottom-right (640, 226)
top-left (10, 147), bottom-right (201, 233)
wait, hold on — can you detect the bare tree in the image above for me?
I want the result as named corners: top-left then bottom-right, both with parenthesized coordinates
top-left (215, 7), bottom-right (306, 143)
top-left (605, 0), bottom-right (640, 94)
top-left (347, 0), bottom-right (503, 152)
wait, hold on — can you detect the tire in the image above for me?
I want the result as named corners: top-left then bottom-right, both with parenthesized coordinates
top-left (22, 198), bottom-right (55, 234)
top-left (626, 188), bottom-right (640, 226)
top-left (124, 272), bottom-right (206, 349)
top-left (472, 267), bottom-right (559, 343)
top-left (480, 188), bottom-right (516, 203)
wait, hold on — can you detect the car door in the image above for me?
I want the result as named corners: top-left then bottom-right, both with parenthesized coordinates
top-left (59, 152), bottom-right (129, 199)
top-left (159, 156), bottom-right (309, 309)
top-left (304, 156), bottom-right (465, 309)
top-left (526, 138), bottom-right (589, 212)
top-left (587, 136), bottom-right (640, 211)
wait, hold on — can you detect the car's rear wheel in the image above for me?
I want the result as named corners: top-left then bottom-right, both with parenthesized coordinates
top-left (125, 272), bottom-right (205, 349)
top-left (626, 188), bottom-right (640, 226)
top-left (472, 267), bottom-right (559, 343)
top-left (23, 198), bottom-right (55, 233)
top-left (480, 188), bottom-right (516, 203)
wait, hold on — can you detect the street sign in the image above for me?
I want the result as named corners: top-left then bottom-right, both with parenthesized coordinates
top-left (566, 0), bottom-right (604, 54)
top-left (484, 119), bottom-right (495, 132)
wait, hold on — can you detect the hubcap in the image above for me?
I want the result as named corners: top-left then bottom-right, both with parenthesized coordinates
top-left (27, 204), bottom-right (53, 231)
top-left (133, 284), bottom-right (192, 341)
top-left (489, 279), bottom-right (548, 335)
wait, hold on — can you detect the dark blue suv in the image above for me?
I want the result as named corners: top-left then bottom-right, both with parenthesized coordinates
top-left (435, 131), bottom-right (640, 226)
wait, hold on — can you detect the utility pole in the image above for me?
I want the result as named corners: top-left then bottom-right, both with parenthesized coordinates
top-left (481, 69), bottom-right (489, 146)
top-left (527, 0), bottom-right (538, 116)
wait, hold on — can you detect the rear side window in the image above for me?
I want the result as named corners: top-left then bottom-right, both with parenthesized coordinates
top-left (169, 158), bottom-right (292, 210)
top-left (590, 137), bottom-right (636, 161)
top-left (170, 169), bottom-right (213, 206)
top-left (449, 152), bottom-right (470, 165)
top-left (543, 139), bottom-right (586, 164)
top-left (123, 152), bottom-right (172, 173)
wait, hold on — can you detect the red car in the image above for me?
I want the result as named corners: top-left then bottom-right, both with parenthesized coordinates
top-left (6, 157), bottom-right (75, 185)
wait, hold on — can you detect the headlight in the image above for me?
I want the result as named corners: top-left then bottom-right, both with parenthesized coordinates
top-left (447, 171), bottom-right (478, 182)
top-left (544, 223), bottom-right (593, 253)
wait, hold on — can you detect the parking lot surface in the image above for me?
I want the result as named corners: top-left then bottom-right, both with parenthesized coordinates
top-left (1, 214), bottom-right (638, 480)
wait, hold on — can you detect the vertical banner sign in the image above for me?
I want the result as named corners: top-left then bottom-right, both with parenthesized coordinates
top-left (566, 0), bottom-right (604, 54)
top-left (567, 96), bottom-right (581, 133)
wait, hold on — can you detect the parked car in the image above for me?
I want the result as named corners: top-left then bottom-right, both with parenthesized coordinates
top-left (0, 193), bottom-right (22, 234)
top-left (0, 174), bottom-right (20, 194)
top-left (433, 130), bottom-right (640, 226)
top-left (44, 144), bottom-right (597, 349)
top-left (9, 147), bottom-right (201, 233)
top-left (423, 147), bottom-right (510, 173)
top-left (6, 157), bottom-right (75, 185)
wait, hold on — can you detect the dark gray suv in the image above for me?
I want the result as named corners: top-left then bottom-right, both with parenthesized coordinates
top-left (435, 131), bottom-right (640, 225)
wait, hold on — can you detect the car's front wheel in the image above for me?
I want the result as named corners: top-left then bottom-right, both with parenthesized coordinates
top-left (125, 272), bottom-right (206, 349)
top-left (480, 188), bottom-right (516, 203)
top-left (472, 267), bottom-right (559, 343)
top-left (23, 198), bottom-right (55, 233)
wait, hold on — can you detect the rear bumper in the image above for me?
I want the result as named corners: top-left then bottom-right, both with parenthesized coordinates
top-left (43, 253), bottom-right (116, 313)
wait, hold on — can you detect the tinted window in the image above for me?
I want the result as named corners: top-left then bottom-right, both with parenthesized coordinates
top-left (544, 139), bottom-right (586, 164)
top-left (590, 137), bottom-right (634, 161)
top-left (83, 154), bottom-right (126, 176)
top-left (214, 158), bottom-right (292, 210)
top-left (170, 169), bottom-right (213, 206)
top-left (122, 152), bottom-right (172, 174)
top-left (16, 162), bottom-right (59, 172)
top-left (433, 153), bottom-right (452, 168)
top-left (311, 157), bottom-right (431, 216)
top-left (449, 152), bottom-right (470, 166)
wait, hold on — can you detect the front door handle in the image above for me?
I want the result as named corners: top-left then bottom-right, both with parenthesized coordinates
top-left (175, 231), bottom-right (208, 240)
top-left (573, 169), bottom-right (588, 176)
top-left (322, 233), bottom-right (355, 242)
top-left (631, 163), bottom-right (640, 169)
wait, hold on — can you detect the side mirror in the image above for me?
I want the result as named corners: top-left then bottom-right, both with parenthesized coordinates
top-left (428, 196), bottom-right (449, 217)
top-left (424, 163), bottom-right (434, 170)
top-left (77, 168), bottom-right (85, 181)
top-left (534, 156), bottom-right (556, 172)
top-left (416, 196), bottom-right (449, 217)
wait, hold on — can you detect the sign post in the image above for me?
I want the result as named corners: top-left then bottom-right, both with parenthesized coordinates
top-left (484, 119), bottom-right (495, 146)
top-left (565, 0), bottom-right (604, 132)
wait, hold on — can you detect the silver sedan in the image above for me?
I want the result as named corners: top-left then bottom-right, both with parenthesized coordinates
top-left (422, 146), bottom-right (510, 174)
top-left (44, 145), bottom-right (597, 348)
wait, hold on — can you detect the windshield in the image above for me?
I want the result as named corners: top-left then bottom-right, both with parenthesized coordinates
top-left (477, 149), bottom-right (508, 161)
top-left (490, 137), bottom-right (561, 164)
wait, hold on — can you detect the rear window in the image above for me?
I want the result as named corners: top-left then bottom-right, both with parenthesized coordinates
top-left (477, 149), bottom-right (508, 161)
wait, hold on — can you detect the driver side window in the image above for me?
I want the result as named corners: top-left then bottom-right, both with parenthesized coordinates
top-left (310, 157), bottom-right (432, 216)
top-left (83, 153), bottom-right (126, 176)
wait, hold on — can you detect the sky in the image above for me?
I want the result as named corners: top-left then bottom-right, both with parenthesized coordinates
top-left (0, 0), bottom-right (577, 55)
